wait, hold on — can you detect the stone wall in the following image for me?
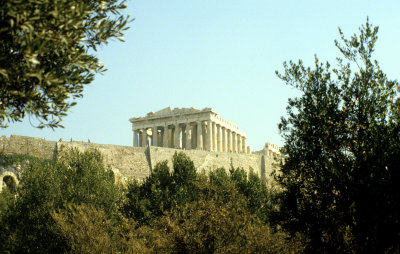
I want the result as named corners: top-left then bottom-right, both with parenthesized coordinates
top-left (0, 166), bottom-right (19, 192)
top-left (58, 141), bottom-right (151, 181)
top-left (1, 135), bottom-right (279, 182)
top-left (149, 146), bottom-right (263, 175)
top-left (1, 135), bottom-right (56, 159)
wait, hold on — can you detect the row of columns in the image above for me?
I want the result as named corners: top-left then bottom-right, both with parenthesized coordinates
top-left (133, 120), bottom-right (247, 153)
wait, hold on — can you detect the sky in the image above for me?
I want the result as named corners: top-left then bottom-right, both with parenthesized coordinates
top-left (3, 0), bottom-right (400, 151)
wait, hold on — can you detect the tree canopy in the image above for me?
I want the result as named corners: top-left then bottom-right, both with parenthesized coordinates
top-left (0, 0), bottom-right (130, 128)
top-left (0, 151), bottom-right (302, 253)
top-left (0, 149), bottom-right (123, 252)
top-left (276, 19), bottom-right (400, 253)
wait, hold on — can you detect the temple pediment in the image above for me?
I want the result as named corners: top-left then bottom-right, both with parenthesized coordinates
top-left (130, 107), bottom-right (248, 153)
top-left (131, 107), bottom-right (214, 122)
top-left (148, 107), bottom-right (173, 117)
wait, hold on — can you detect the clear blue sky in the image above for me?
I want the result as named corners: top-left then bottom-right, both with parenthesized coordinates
top-left (3, 0), bottom-right (400, 151)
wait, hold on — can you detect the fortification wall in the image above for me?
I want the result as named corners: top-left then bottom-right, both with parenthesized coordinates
top-left (58, 142), bottom-right (151, 181)
top-left (0, 166), bottom-right (19, 192)
top-left (149, 146), bottom-right (263, 175)
top-left (1, 135), bottom-right (56, 159)
top-left (1, 135), bottom-right (279, 182)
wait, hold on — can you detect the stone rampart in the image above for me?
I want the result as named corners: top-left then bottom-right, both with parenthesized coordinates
top-left (0, 166), bottom-right (19, 192)
top-left (1, 135), bottom-right (280, 182)
top-left (149, 146), bottom-right (263, 175)
top-left (58, 141), bottom-right (151, 181)
top-left (1, 135), bottom-right (56, 159)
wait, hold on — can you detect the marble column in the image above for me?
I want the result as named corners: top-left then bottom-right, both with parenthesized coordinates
top-left (222, 127), bottom-right (227, 152)
top-left (242, 137), bottom-right (247, 154)
top-left (217, 125), bottom-right (222, 152)
top-left (160, 128), bottom-right (164, 147)
top-left (212, 122), bottom-right (217, 151)
top-left (142, 128), bottom-right (147, 147)
top-left (227, 129), bottom-right (232, 152)
top-left (163, 125), bottom-right (169, 147)
top-left (185, 123), bottom-right (192, 150)
top-left (206, 120), bottom-right (212, 151)
top-left (196, 121), bottom-right (203, 150)
top-left (158, 131), bottom-right (162, 145)
top-left (182, 126), bottom-right (186, 148)
top-left (171, 127), bottom-right (175, 148)
top-left (152, 126), bottom-right (158, 147)
top-left (174, 124), bottom-right (180, 149)
top-left (139, 130), bottom-right (143, 147)
top-left (232, 132), bottom-right (237, 152)
top-left (203, 124), bottom-right (207, 150)
top-left (237, 134), bottom-right (242, 153)
top-left (133, 130), bottom-right (139, 147)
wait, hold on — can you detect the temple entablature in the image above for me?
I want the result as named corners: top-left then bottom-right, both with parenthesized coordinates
top-left (129, 107), bottom-right (249, 153)
top-left (265, 142), bottom-right (281, 154)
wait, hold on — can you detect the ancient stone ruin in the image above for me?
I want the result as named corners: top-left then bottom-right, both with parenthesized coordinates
top-left (1, 107), bottom-right (282, 189)
top-left (130, 107), bottom-right (250, 153)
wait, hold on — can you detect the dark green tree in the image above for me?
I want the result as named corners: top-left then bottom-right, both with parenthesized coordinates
top-left (0, 0), bottom-right (130, 128)
top-left (276, 19), bottom-right (400, 253)
top-left (123, 152), bottom-right (199, 224)
top-left (123, 160), bottom-right (174, 223)
top-left (155, 195), bottom-right (293, 254)
top-left (210, 166), bottom-right (273, 224)
top-left (0, 149), bottom-right (123, 253)
top-left (124, 152), bottom-right (275, 227)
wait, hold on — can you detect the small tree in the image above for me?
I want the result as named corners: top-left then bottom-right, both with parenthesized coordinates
top-left (276, 19), bottom-right (400, 253)
top-left (156, 198), bottom-right (285, 254)
top-left (52, 204), bottom-right (155, 254)
top-left (123, 152), bottom-right (199, 224)
top-left (0, 149), bottom-right (123, 253)
top-left (0, 0), bottom-right (130, 128)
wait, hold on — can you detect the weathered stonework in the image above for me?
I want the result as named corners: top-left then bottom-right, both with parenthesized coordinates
top-left (57, 141), bottom-right (151, 181)
top-left (0, 166), bottom-right (19, 192)
top-left (130, 107), bottom-right (250, 153)
top-left (1, 107), bottom-right (281, 190)
top-left (1, 135), bottom-right (281, 187)
top-left (0, 135), bottom-right (57, 160)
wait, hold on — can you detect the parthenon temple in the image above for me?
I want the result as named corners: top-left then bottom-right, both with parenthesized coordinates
top-left (129, 107), bottom-right (250, 153)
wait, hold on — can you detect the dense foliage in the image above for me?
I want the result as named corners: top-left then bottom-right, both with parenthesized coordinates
top-left (123, 153), bottom-right (275, 226)
top-left (276, 20), bottom-right (400, 253)
top-left (0, 151), bottom-right (301, 253)
top-left (2, 16), bottom-right (398, 252)
top-left (0, 0), bottom-right (130, 128)
top-left (0, 149), bottom-right (123, 253)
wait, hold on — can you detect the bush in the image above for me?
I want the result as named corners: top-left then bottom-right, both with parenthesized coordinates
top-left (153, 184), bottom-right (301, 254)
top-left (123, 152), bottom-right (199, 224)
top-left (0, 148), bottom-right (123, 253)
